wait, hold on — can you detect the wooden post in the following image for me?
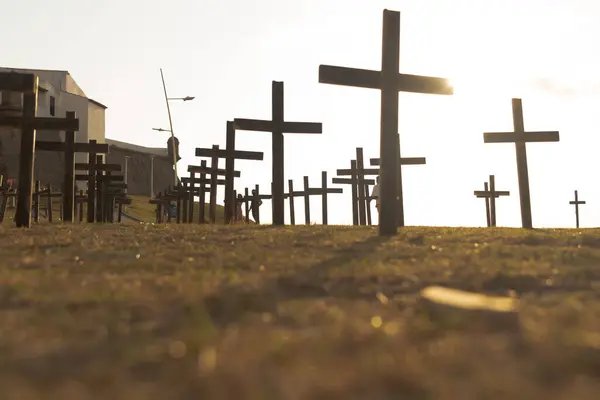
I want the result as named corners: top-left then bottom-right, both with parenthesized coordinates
top-left (234, 82), bottom-right (322, 225)
top-left (288, 179), bottom-right (296, 225)
top-left (33, 181), bottom-right (40, 223)
top-left (483, 98), bottom-right (559, 229)
top-left (78, 190), bottom-right (84, 222)
top-left (46, 184), bottom-right (53, 223)
top-left (87, 142), bottom-right (98, 223)
top-left (356, 148), bottom-right (367, 225)
top-left (209, 145), bottom-right (219, 224)
top-left (303, 176), bottom-right (311, 225)
top-left (318, 10), bottom-right (452, 235)
top-left (569, 190), bottom-right (586, 229)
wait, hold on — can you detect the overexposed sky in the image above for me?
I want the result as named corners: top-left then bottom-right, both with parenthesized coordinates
top-left (3, 0), bottom-right (600, 228)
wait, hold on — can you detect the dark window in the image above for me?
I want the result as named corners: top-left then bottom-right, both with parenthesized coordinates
top-left (49, 96), bottom-right (55, 116)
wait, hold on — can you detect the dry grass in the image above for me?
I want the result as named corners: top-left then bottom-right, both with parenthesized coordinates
top-left (1, 224), bottom-right (600, 399)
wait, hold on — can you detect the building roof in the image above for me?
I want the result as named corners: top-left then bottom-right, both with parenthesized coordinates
top-left (105, 138), bottom-right (169, 157)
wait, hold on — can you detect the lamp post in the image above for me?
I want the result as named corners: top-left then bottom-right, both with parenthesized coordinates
top-left (159, 68), bottom-right (195, 186)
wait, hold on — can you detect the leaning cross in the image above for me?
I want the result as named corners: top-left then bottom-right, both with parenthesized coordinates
top-left (319, 9), bottom-right (452, 236)
top-left (234, 81), bottom-right (322, 226)
top-left (484, 98), bottom-right (559, 229)
top-left (569, 190), bottom-right (586, 229)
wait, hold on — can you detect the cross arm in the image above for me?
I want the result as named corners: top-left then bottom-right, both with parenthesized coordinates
top-left (233, 119), bottom-right (274, 132)
top-left (306, 187), bottom-right (343, 195)
top-left (336, 167), bottom-right (379, 176)
top-left (484, 131), bottom-right (560, 143)
top-left (370, 157), bottom-right (426, 166)
top-left (195, 147), bottom-right (263, 161)
top-left (0, 116), bottom-right (79, 131)
top-left (319, 65), bottom-right (380, 89)
top-left (332, 177), bottom-right (375, 185)
top-left (398, 73), bottom-right (453, 95)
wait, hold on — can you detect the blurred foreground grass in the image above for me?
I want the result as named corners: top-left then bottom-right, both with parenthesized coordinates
top-left (1, 224), bottom-right (600, 399)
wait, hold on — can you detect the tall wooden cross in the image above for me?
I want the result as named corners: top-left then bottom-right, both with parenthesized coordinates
top-left (0, 72), bottom-right (80, 227)
top-left (484, 98), bottom-right (559, 229)
top-left (569, 190), bottom-right (586, 229)
top-left (337, 152), bottom-right (379, 226)
top-left (319, 9), bottom-right (452, 235)
top-left (233, 81), bottom-right (322, 226)
top-left (473, 175), bottom-right (510, 227)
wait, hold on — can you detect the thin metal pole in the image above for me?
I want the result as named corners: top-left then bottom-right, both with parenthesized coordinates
top-left (160, 68), bottom-right (179, 186)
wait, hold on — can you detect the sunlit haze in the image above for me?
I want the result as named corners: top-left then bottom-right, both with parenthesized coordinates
top-left (3, 0), bottom-right (600, 228)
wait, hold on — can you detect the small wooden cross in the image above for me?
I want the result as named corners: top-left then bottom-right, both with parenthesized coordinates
top-left (304, 171), bottom-right (343, 225)
top-left (319, 10), bottom-right (452, 235)
top-left (234, 81), bottom-right (322, 226)
top-left (569, 190), bottom-right (586, 229)
top-left (332, 160), bottom-right (375, 226)
top-left (484, 98), bottom-right (559, 229)
top-left (473, 175), bottom-right (510, 227)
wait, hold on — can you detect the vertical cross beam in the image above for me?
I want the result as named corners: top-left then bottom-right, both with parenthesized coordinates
top-left (63, 112), bottom-right (76, 222)
top-left (15, 91), bottom-right (38, 227)
top-left (303, 176), bottom-right (311, 225)
top-left (288, 179), bottom-right (296, 225)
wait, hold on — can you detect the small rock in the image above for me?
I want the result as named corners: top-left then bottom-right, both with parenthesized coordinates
top-left (417, 286), bottom-right (521, 333)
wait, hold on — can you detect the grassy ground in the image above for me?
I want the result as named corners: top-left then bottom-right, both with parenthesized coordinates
top-left (1, 224), bottom-right (600, 399)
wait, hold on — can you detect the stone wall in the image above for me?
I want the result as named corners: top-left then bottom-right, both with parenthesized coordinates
top-left (105, 146), bottom-right (174, 196)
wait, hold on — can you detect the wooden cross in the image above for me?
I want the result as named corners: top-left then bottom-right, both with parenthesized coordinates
top-left (484, 98), bottom-right (559, 229)
top-left (319, 9), bottom-right (451, 235)
top-left (233, 81), bottom-right (322, 226)
top-left (473, 175), bottom-right (510, 227)
top-left (332, 160), bottom-right (375, 225)
top-left (195, 121), bottom-right (263, 223)
top-left (337, 149), bottom-right (379, 225)
top-left (305, 171), bottom-right (343, 225)
top-left (569, 190), bottom-right (586, 229)
top-left (0, 72), bottom-right (80, 227)
top-left (284, 177), bottom-right (324, 225)
top-left (36, 133), bottom-right (108, 222)
top-left (370, 133), bottom-right (426, 227)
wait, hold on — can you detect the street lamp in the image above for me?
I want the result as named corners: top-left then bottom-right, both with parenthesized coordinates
top-left (159, 68), bottom-right (194, 186)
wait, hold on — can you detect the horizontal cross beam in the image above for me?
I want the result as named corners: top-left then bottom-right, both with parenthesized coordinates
top-left (0, 116), bottom-right (79, 131)
top-left (195, 148), bottom-right (263, 161)
top-left (187, 165), bottom-right (241, 177)
top-left (474, 190), bottom-right (510, 198)
top-left (233, 119), bottom-right (323, 134)
top-left (332, 177), bottom-right (375, 185)
top-left (306, 187), bottom-right (343, 195)
top-left (483, 131), bottom-right (560, 143)
top-left (318, 65), bottom-right (453, 95)
top-left (0, 72), bottom-right (37, 92)
top-left (370, 157), bottom-right (426, 166)
top-left (337, 167), bottom-right (379, 176)
top-left (570, 201), bottom-right (586, 205)
top-left (36, 141), bottom-right (109, 153)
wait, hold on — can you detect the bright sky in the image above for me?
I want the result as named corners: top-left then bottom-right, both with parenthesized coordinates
top-left (3, 0), bottom-right (600, 228)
